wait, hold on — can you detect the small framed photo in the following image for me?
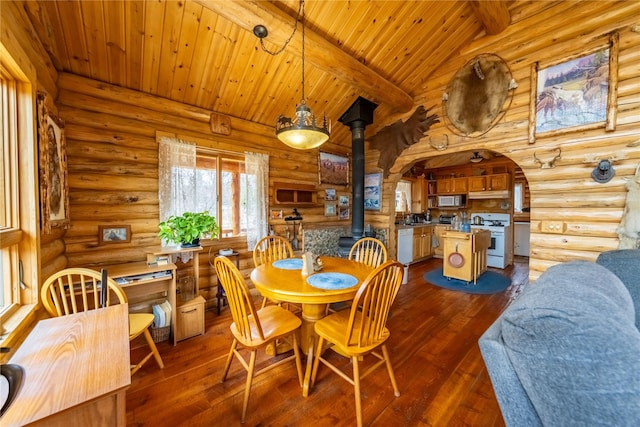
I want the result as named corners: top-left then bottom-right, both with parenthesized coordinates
top-left (324, 203), bottom-right (337, 216)
top-left (271, 209), bottom-right (283, 219)
top-left (338, 195), bottom-right (349, 206)
top-left (339, 207), bottom-right (350, 220)
top-left (325, 188), bottom-right (336, 201)
top-left (98, 225), bottom-right (131, 244)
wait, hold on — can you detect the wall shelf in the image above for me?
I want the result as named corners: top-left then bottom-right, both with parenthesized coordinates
top-left (274, 182), bottom-right (317, 205)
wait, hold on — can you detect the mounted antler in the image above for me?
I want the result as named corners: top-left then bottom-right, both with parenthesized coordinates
top-left (533, 147), bottom-right (561, 169)
top-left (370, 105), bottom-right (439, 177)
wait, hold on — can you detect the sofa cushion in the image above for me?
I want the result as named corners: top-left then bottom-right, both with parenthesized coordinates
top-left (501, 260), bottom-right (640, 426)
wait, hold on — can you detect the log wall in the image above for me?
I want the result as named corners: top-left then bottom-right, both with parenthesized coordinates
top-left (367, 1), bottom-right (640, 280)
top-left (56, 73), bottom-right (353, 306)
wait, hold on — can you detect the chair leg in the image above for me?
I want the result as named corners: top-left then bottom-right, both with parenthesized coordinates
top-left (352, 355), bottom-right (363, 427)
top-left (310, 336), bottom-right (325, 386)
top-left (292, 332), bottom-right (303, 388)
top-left (241, 350), bottom-right (257, 424)
top-left (222, 339), bottom-right (238, 382)
top-left (382, 344), bottom-right (400, 397)
top-left (143, 328), bottom-right (164, 369)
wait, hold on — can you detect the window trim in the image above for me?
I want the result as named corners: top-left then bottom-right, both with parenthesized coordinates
top-left (1, 41), bottom-right (41, 349)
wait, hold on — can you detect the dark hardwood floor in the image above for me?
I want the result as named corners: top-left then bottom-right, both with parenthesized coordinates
top-left (127, 256), bottom-right (529, 426)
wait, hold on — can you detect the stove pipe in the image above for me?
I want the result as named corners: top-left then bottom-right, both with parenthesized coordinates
top-left (338, 97), bottom-right (378, 240)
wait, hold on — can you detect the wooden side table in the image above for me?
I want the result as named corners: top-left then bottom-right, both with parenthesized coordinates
top-left (215, 251), bottom-right (240, 314)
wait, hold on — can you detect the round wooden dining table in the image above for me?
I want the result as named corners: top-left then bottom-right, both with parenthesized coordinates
top-left (250, 255), bottom-right (374, 396)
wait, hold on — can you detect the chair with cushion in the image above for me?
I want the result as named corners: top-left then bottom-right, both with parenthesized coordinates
top-left (214, 256), bottom-right (303, 423)
top-left (311, 260), bottom-right (404, 427)
top-left (41, 268), bottom-right (164, 376)
top-left (478, 250), bottom-right (640, 426)
top-left (253, 235), bottom-right (295, 309)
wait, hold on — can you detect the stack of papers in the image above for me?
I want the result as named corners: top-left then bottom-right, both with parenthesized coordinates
top-left (152, 300), bottom-right (172, 327)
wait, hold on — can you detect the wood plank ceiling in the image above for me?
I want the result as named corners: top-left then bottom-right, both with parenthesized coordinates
top-left (25, 0), bottom-right (516, 147)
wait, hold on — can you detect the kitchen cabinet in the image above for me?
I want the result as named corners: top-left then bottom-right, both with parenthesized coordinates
top-left (411, 176), bottom-right (426, 213)
top-left (433, 225), bottom-right (449, 258)
top-left (412, 226), bottom-right (432, 260)
top-left (436, 177), bottom-right (467, 194)
top-left (468, 174), bottom-right (510, 192)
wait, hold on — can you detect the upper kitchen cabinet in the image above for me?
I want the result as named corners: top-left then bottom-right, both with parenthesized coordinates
top-left (468, 174), bottom-right (510, 192)
top-left (437, 177), bottom-right (468, 195)
top-left (411, 176), bottom-right (426, 213)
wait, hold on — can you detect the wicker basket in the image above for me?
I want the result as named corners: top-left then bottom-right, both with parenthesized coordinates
top-left (151, 325), bottom-right (170, 343)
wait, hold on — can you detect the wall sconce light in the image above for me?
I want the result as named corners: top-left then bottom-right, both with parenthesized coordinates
top-left (591, 159), bottom-right (615, 183)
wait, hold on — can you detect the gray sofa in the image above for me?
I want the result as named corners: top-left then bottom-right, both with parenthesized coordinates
top-left (479, 249), bottom-right (640, 426)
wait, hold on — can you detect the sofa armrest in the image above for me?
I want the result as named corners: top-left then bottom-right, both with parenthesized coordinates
top-left (596, 249), bottom-right (640, 328)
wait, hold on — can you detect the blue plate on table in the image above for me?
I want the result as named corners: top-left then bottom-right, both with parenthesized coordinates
top-left (306, 272), bottom-right (358, 290)
top-left (272, 258), bottom-right (303, 270)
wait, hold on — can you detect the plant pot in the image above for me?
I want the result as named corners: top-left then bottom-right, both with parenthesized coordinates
top-left (180, 239), bottom-right (200, 248)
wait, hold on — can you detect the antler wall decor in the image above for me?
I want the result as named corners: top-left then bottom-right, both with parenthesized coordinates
top-left (533, 147), bottom-right (562, 169)
top-left (370, 105), bottom-right (439, 177)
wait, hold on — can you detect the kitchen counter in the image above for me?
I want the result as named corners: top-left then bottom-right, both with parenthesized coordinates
top-left (2, 304), bottom-right (130, 426)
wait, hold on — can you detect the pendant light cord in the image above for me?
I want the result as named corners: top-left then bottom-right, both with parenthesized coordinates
top-left (257, 0), bottom-right (304, 56)
top-left (300, 0), bottom-right (306, 103)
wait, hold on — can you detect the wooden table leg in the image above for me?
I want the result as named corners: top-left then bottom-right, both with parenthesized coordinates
top-left (300, 303), bottom-right (327, 397)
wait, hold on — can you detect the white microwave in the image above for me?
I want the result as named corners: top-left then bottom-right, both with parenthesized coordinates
top-left (438, 195), bottom-right (465, 207)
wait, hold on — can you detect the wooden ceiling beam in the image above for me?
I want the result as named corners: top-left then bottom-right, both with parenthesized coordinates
top-left (468, 0), bottom-right (511, 35)
top-left (194, 0), bottom-right (414, 113)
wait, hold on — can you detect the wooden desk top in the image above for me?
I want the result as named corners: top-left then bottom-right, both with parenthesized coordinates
top-left (3, 305), bottom-right (130, 426)
top-left (250, 256), bottom-right (373, 305)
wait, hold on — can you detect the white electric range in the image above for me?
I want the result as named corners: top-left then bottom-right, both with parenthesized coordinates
top-left (470, 213), bottom-right (511, 269)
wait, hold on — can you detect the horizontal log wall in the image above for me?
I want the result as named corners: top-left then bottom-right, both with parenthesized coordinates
top-left (369, 1), bottom-right (640, 281)
top-left (56, 73), bottom-right (353, 306)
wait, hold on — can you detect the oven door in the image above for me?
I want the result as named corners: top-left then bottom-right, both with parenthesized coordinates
top-left (487, 230), bottom-right (504, 256)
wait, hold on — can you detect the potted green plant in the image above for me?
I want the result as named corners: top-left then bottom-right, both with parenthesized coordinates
top-left (158, 211), bottom-right (219, 247)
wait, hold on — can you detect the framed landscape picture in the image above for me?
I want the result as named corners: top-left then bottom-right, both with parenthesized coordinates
top-left (99, 225), bottom-right (131, 244)
top-left (364, 172), bottom-right (382, 211)
top-left (319, 151), bottom-right (349, 185)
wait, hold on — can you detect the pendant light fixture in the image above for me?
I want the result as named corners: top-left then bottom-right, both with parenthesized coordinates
top-left (254, 0), bottom-right (330, 150)
top-left (470, 151), bottom-right (484, 163)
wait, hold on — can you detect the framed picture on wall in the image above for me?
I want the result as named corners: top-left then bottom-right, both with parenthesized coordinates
top-left (325, 188), bottom-right (336, 201)
top-left (338, 195), bottom-right (349, 206)
top-left (529, 32), bottom-right (618, 143)
top-left (364, 172), bottom-right (382, 211)
top-left (319, 151), bottom-right (349, 185)
top-left (324, 203), bottom-right (337, 216)
top-left (339, 206), bottom-right (350, 220)
top-left (38, 93), bottom-right (70, 234)
top-left (98, 225), bottom-right (131, 244)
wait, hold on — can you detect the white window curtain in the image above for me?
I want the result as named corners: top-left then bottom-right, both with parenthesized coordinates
top-left (396, 181), bottom-right (412, 213)
top-left (158, 136), bottom-right (196, 260)
top-left (244, 151), bottom-right (269, 251)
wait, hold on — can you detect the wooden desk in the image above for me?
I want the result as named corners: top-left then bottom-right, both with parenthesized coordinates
top-left (154, 245), bottom-right (203, 293)
top-left (250, 256), bottom-right (373, 397)
top-left (98, 261), bottom-right (178, 345)
top-left (3, 305), bottom-right (130, 426)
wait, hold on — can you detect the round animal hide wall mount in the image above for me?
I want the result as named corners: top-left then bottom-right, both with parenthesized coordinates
top-left (443, 54), bottom-right (514, 137)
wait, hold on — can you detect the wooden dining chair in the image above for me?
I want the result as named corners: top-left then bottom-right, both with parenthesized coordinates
top-left (328, 237), bottom-right (389, 314)
top-left (311, 260), bottom-right (404, 427)
top-left (214, 256), bottom-right (303, 423)
top-left (253, 235), bottom-right (296, 309)
top-left (41, 268), bottom-right (164, 376)
top-left (348, 237), bottom-right (388, 268)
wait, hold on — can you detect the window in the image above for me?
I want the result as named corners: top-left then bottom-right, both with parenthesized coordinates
top-left (395, 181), bottom-right (412, 212)
top-left (195, 151), bottom-right (249, 238)
top-left (1, 43), bottom-right (38, 339)
top-left (513, 182), bottom-right (523, 213)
